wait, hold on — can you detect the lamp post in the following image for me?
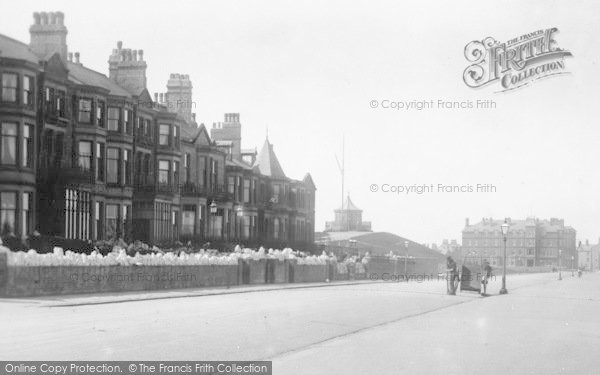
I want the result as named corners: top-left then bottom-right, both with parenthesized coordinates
top-left (558, 249), bottom-right (562, 280)
top-left (571, 255), bottom-right (574, 277)
top-left (500, 220), bottom-right (509, 294)
top-left (404, 240), bottom-right (409, 276)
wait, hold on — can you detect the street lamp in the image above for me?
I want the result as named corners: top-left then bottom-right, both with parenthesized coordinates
top-left (500, 220), bottom-right (509, 294)
top-left (404, 240), bottom-right (409, 276)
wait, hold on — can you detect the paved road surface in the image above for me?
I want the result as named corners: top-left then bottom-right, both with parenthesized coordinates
top-left (1, 272), bottom-right (598, 374)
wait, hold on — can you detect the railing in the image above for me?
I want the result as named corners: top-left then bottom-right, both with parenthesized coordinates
top-left (180, 182), bottom-right (208, 197)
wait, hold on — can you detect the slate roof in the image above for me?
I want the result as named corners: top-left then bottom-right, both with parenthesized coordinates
top-left (253, 138), bottom-right (286, 178)
top-left (67, 61), bottom-right (131, 97)
top-left (0, 33), bottom-right (40, 64)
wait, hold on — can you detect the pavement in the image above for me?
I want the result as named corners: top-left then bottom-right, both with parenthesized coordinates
top-left (1, 271), bottom-right (598, 374)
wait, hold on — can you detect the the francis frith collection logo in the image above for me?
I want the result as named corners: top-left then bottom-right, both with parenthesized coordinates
top-left (463, 28), bottom-right (572, 92)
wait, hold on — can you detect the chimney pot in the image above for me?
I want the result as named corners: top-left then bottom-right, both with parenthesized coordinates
top-left (133, 50), bottom-right (137, 61)
top-left (50, 12), bottom-right (57, 25)
top-left (40, 12), bottom-right (48, 25)
top-left (138, 50), bottom-right (144, 61)
top-left (74, 52), bottom-right (80, 63)
top-left (159, 93), bottom-right (164, 103)
top-left (154, 93), bottom-right (158, 102)
top-left (33, 12), bottom-right (41, 25)
top-left (117, 41), bottom-right (123, 50)
top-left (68, 52), bottom-right (73, 62)
top-left (56, 12), bottom-right (64, 25)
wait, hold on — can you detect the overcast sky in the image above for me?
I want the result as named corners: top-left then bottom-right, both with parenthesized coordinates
top-left (2, 0), bottom-right (600, 245)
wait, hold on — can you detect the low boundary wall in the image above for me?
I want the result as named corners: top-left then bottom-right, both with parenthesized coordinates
top-left (0, 254), bottom-right (435, 297)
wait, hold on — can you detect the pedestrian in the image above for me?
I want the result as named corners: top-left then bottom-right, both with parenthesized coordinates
top-left (481, 261), bottom-right (492, 296)
top-left (446, 256), bottom-right (458, 295)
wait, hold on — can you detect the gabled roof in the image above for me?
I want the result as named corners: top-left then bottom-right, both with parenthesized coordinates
top-left (303, 173), bottom-right (316, 189)
top-left (0, 33), bottom-right (40, 64)
top-left (253, 138), bottom-right (286, 178)
top-left (67, 61), bottom-right (131, 97)
top-left (192, 124), bottom-right (211, 146)
top-left (138, 88), bottom-right (154, 104)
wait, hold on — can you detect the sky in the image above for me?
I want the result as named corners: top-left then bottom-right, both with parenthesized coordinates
top-left (1, 0), bottom-right (599, 245)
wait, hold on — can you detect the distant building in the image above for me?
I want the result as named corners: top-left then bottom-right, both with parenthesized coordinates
top-left (325, 196), bottom-right (371, 232)
top-left (436, 239), bottom-right (460, 255)
top-left (578, 239), bottom-right (600, 271)
top-left (461, 217), bottom-right (576, 268)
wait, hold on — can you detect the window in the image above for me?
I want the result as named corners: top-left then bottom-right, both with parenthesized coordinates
top-left (243, 216), bottom-right (250, 239)
top-left (143, 154), bottom-right (151, 184)
top-left (198, 156), bottom-right (206, 187)
top-left (173, 161), bottom-right (179, 186)
top-left (23, 76), bottom-right (33, 106)
top-left (107, 148), bottom-right (120, 184)
top-left (243, 179), bottom-right (250, 203)
top-left (228, 176), bottom-right (235, 195)
top-left (1, 123), bottom-right (17, 165)
top-left (22, 125), bottom-right (33, 168)
top-left (107, 107), bottom-right (120, 131)
top-left (123, 149), bottom-right (131, 185)
top-left (56, 91), bottom-right (66, 117)
top-left (78, 99), bottom-right (92, 123)
top-left (0, 192), bottom-right (17, 235)
top-left (106, 204), bottom-right (119, 239)
top-left (211, 159), bottom-right (217, 187)
top-left (95, 201), bottom-right (103, 240)
top-left (124, 109), bottom-right (132, 135)
top-left (54, 133), bottom-right (63, 167)
top-left (272, 184), bottom-right (280, 203)
top-left (159, 124), bottom-right (170, 145)
top-left (136, 117), bottom-right (143, 138)
top-left (158, 160), bottom-right (170, 184)
top-left (22, 192), bottom-right (31, 236)
top-left (184, 153), bottom-right (191, 183)
top-left (273, 218), bottom-right (280, 240)
top-left (95, 143), bottom-right (105, 182)
top-left (145, 119), bottom-right (152, 139)
top-left (44, 87), bottom-right (53, 114)
top-left (77, 141), bottom-right (92, 170)
top-left (1, 73), bottom-right (17, 102)
top-left (96, 101), bottom-right (105, 127)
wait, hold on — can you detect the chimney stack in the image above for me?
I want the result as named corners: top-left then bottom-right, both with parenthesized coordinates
top-left (108, 40), bottom-right (147, 95)
top-left (29, 11), bottom-right (69, 62)
top-left (465, 218), bottom-right (470, 227)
